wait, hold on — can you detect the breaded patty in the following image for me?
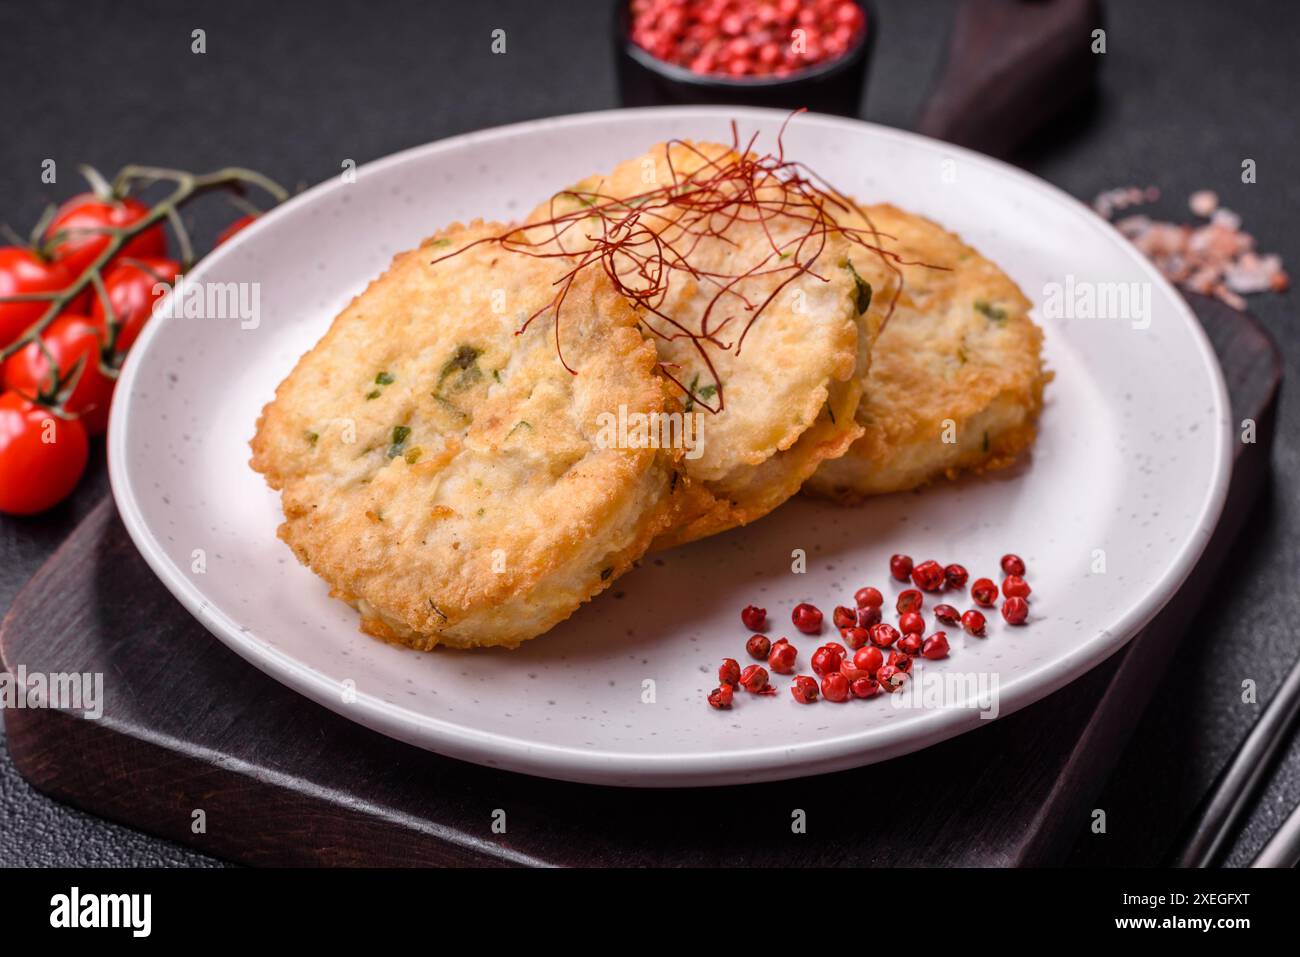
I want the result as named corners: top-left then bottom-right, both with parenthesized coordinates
top-left (250, 220), bottom-right (679, 649)
top-left (525, 142), bottom-right (885, 547)
top-left (805, 203), bottom-right (1049, 502)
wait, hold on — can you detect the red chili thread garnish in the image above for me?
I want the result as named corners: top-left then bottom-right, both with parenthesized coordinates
top-left (429, 112), bottom-right (938, 407)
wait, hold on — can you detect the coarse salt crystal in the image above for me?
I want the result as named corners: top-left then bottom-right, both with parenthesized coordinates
top-left (1115, 214), bottom-right (1151, 237)
top-left (1092, 186), bottom-right (1285, 310)
top-left (1225, 260), bottom-right (1276, 295)
top-left (1189, 190), bottom-right (1218, 217)
top-left (1214, 285), bottom-right (1248, 311)
top-left (1211, 207), bottom-right (1242, 231)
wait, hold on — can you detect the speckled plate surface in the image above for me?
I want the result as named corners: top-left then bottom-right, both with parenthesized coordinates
top-left (108, 108), bottom-right (1231, 787)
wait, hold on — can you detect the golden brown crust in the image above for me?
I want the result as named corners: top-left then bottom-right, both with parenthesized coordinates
top-left (250, 220), bottom-right (678, 648)
top-left (652, 369), bottom-right (864, 548)
top-left (524, 142), bottom-right (875, 547)
top-left (804, 204), bottom-right (1051, 502)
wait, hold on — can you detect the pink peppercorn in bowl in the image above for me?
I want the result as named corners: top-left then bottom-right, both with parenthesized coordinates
top-left (615, 0), bottom-right (873, 116)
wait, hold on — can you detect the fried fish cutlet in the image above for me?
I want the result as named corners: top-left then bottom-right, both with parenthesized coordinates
top-left (524, 141), bottom-right (888, 548)
top-left (804, 203), bottom-right (1050, 502)
top-left (250, 220), bottom-right (678, 649)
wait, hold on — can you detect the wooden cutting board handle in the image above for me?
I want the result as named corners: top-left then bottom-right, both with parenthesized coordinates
top-left (914, 0), bottom-right (1104, 156)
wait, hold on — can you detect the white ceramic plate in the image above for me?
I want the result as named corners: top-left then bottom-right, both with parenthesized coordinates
top-left (108, 107), bottom-right (1231, 787)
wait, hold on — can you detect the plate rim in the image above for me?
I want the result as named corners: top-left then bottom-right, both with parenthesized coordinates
top-left (107, 105), bottom-right (1233, 786)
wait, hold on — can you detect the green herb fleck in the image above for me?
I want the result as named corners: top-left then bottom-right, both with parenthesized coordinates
top-left (436, 344), bottom-right (483, 394)
top-left (387, 425), bottom-right (412, 458)
top-left (476, 507), bottom-right (485, 517)
top-left (975, 300), bottom-right (1007, 322)
top-left (404, 446), bottom-right (423, 464)
top-left (683, 373), bottom-right (717, 413)
top-left (429, 238), bottom-right (452, 248)
top-left (365, 389), bottom-right (381, 400)
top-left (305, 430), bottom-right (319, 446)
top-left (956, 347), bottom-right (969, 365)
top-left (492, 369), bottom-right (501, 383)
top-left (433, 394), bottom-right (468, 421)
top-left (843, 260), bottom-right (873, 315)
top-left (442, 344), bottom-right (481, 375)
top-left (375, 371), bottom-right (395, 385)
top-left (506, 420), bottom-right (533, 439)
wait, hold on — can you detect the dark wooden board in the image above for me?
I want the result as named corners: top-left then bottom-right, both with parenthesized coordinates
top-left (0, 297), bottom-right (1278, 867)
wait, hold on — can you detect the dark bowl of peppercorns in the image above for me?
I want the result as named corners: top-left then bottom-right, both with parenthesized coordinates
top-left (615, 0), bottom-right (873, 117)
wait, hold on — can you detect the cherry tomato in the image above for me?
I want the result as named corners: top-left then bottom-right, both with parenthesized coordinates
top-left (216, 214), bottom-right (258, 246)
top-left (90, 257), bottom-right (180, 354)
top-left (0, 247), bottom-right (77, 348)
top-left (44, 194), bottom-right (167, 277)
top-left (4, 314), bottom-right (115, 435)
top-left (0, 391), bottom-right (89, 515)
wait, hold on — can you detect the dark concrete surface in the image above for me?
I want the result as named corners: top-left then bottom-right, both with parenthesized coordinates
top-left (1, 0), bottom-right (1296, 867)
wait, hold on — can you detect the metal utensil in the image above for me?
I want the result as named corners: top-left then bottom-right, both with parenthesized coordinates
top-left (1174, 651), bottom-right (1300, 867)
top-left (1251, 797), bottom-right (1300, 868)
